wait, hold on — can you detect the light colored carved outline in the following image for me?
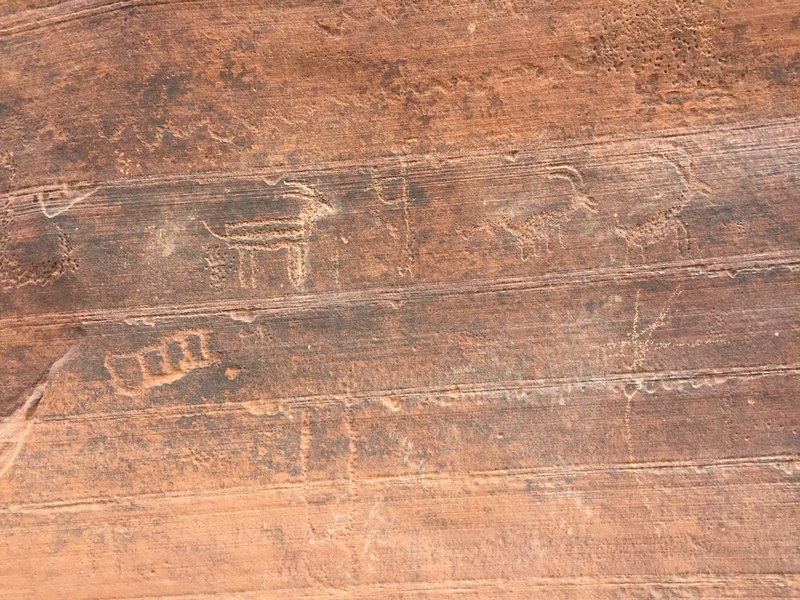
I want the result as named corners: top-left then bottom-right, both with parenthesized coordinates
top-left (203, 180), bottom-right (335, 289)
top-left (472, 165), bottom-right (597, 261)
top-left (616, 285), bottom-right (684, 469)
top-left (614, 146), bottom-right (712, 261)
top-left (369, 161), bottom-right (416, 277)
top-left (32, 184), bottom-right (98, 218)
top-left (105, 329), bottom-right (214, 395)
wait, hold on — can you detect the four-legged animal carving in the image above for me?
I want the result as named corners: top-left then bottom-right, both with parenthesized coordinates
top-left (203, 180), bottom-right (335, 289)
top-left (614, 148), bottom-right (712, 261)
top-left (478, 166), bottom-right (597, 261)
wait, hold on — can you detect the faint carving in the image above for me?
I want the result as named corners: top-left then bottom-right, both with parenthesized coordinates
top-left (369, 162), bottom-right (416, 277)
top-left (105, 330), bottom-right (214, 395)
top-left (472, 165), bottom-right (597, 260)
top-left (627, 285), bottom-right (683, 371)
top-left (609, 286), bottom-right (683, 466)
top-left (0, 200), bottom-right (77, 290)
top-left (614, 148), bottom-right (712, 261)
top-left (32, 184), bottom-right (98, 218)
top-left (203, 180), bottom-right (335, 289)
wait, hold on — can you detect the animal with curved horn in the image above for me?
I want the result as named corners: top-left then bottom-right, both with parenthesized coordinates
top-left (203, 180), bottom-right (336, 289)
top-left (469, 165), bottom-right (597, 261)
top-left (613, 146), bottom-right (712, 261)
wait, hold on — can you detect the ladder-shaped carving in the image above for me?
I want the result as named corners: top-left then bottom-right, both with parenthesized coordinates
top-left (203, 180), bottom-right (336, 289)
top-left (105, 330), bottom-right (214, 394)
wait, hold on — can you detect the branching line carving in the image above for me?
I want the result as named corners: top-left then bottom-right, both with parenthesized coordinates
top-left (617, 286), bottom-right (683, 470)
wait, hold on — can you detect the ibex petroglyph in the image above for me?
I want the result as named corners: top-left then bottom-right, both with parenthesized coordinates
top-left (203, 180), bottom-right (335, 289)
top-left (614, 147), bottom-right (712, 261)
top-left (472, 165), bottom-right (597, 261)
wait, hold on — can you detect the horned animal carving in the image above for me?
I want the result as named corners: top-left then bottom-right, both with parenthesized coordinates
top-left (473, 165), bottom-right (597, 261)
top-left (203, 180), bottom-right (335, 289)
top-left (613, 148), bottom-right (712, 261)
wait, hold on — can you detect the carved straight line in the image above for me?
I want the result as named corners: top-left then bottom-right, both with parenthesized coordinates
top-left (2, 250), bottom-right (798, 330)
top-left (2, 453), bottom-right (796, 516)
top-left (40, 363), bottom-right (800, 425)
top-left (2, 116), bottom-right (799, 206)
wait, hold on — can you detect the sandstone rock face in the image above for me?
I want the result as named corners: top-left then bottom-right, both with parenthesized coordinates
top-left (1, 1), bottom-right (798, 598)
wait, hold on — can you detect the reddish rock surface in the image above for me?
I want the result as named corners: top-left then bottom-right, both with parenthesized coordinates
top-left (1, 1), bottom-right (798, 598)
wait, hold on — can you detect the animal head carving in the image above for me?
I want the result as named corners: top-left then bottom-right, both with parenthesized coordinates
top-left (280, 180), bottom-right (335, 217)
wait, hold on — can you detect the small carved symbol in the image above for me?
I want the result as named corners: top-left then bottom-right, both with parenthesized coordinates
top-left (471, 165), bottom-right (596, 260)
top-left (105, 330), bottom-right (214, 395)
top-left (203, 180), bottom-right (335, 289)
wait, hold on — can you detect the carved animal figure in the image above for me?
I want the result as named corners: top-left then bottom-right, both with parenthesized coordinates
top-left (203, 180), bottom-right (335, 288)
top-left (613, 148), bottom-right (712, 261)
top-left (484, 166), bottom-right (597, 260)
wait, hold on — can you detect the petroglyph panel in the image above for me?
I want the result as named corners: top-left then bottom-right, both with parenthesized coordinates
top-left (10, 267), bottom-right (797, 426)
top-left (1, 1), bottom-right (799, 596)
top-left (1, 122), bottom-right (799, 326)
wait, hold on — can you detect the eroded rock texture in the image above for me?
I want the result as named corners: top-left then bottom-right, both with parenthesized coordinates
top-left (0, 1), bottom-right (798, 598)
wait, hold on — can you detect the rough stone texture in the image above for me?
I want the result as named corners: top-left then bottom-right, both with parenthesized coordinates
top-left (0, 1), bottom-right (798, 598)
